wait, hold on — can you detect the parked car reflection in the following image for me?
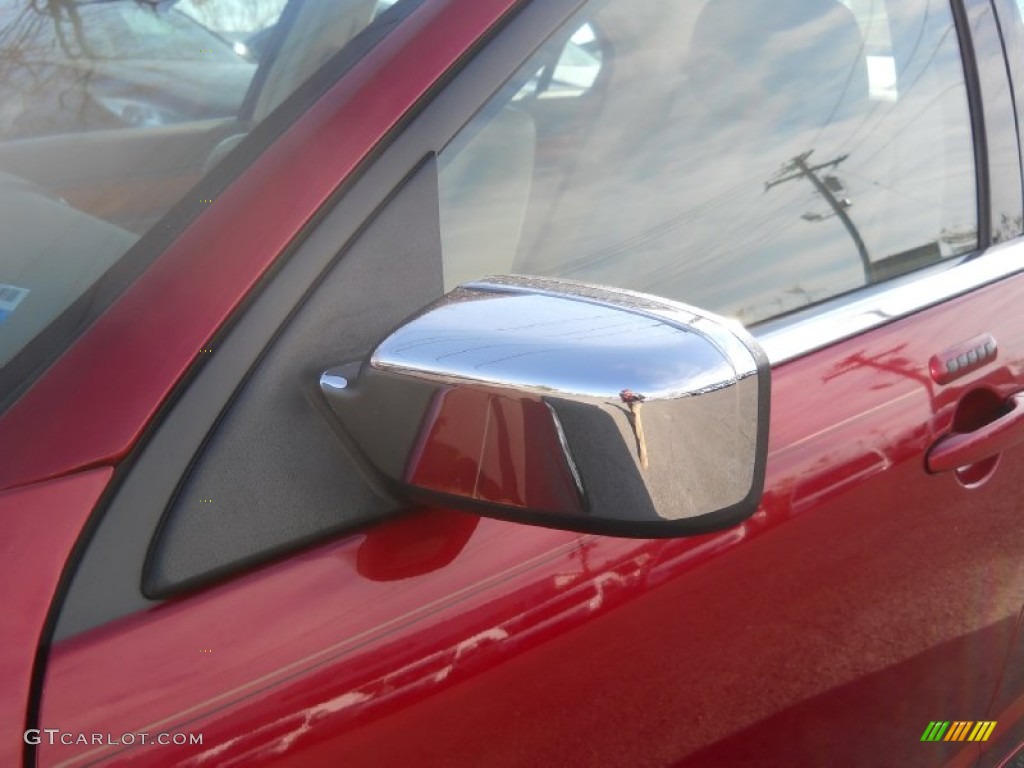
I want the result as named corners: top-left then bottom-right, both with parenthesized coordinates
top-left (0, 1), bottom-right (255, 140)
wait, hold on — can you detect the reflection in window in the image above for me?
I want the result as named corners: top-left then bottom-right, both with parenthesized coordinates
top-left (0, 0), bottom-right (412, 371)
top-left (439, 0), bottom-right (977, 325)
top-left (514, 23), bottom-right (603, 101)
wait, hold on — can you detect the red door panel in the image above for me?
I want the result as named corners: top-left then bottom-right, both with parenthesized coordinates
top-left (37, 268), bottom-right (1024, 766)
top-left (981, 601), bottom-right (1024, 764)
top-left (0, 469), bottom-right (111, 768)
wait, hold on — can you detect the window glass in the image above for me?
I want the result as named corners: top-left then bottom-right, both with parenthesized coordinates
top-left (513, 22), bottom-right (603, 101)
top-left (86, 5), bottom-right (240, 61)
top-left (0, 0), bottom-right (412, 372)
top-left (993, 0), bottom-right (1024, 225)
top-left (438, 0), bottom-right (977, 326)
top-left (176, 0), bottom-right (289, 60)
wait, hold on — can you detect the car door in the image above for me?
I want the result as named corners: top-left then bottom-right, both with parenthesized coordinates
top-left (969, 0), bottom-right (1024, 765)
top-left (19, 0), bottom-right (1024, 767)
top-left (0, 1), bottom-right (511, 766)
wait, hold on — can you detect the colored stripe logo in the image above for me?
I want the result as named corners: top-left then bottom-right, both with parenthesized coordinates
top-left (921, 721), bottom-right (996, 742)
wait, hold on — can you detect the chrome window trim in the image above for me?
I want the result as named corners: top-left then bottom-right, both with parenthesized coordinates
top-left (755, 241), bottom-right (1024, 365)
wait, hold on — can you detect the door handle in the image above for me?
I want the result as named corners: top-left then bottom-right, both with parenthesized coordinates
top-left (927, 392), bottom-right (1024, 473)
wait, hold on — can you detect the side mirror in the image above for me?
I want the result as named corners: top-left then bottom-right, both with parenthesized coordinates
top-left (321, 276), bottom-right (770, 537)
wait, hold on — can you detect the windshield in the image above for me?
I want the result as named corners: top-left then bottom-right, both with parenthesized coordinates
top-left (0, 0), bottom-right (410, 382)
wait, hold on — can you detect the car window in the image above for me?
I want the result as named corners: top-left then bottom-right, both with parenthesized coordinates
top-left (994, 0), bottom-right (1024, 172)
top-left (513, 22), bottom-right (604, 101)
top-left (80, 5), bottom-right (239, 62)
top-left (0, 2), bottom-right (257, 138)
top-left (438, 0), bottom-right (978, 326)
top-left (0, 0), bottom-right (413, 376)
top-left (175, 0), bottom-right (289, 60)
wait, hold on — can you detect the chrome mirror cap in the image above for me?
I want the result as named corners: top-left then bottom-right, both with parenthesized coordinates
top-left (321, 276), bottom-right (770, 537)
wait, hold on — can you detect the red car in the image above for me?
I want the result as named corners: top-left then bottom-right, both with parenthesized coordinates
top-left (3, 0), bottom-right (1024, 765)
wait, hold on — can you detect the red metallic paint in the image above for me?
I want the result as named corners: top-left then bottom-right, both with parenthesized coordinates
top-left (926, 392), bottom-right (1024, 472)
top-left (0, 0), bottom-right (529, 493)
top-left (36, 267), bottom-right (1024, 766)
top-left (0, 469), bottom-right (111, 768)
top-left (983, 606), bottom-right (1024, 765)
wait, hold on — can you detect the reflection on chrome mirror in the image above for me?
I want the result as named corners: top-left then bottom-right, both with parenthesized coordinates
top-left (321, 276), bottom-right (770, 537)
